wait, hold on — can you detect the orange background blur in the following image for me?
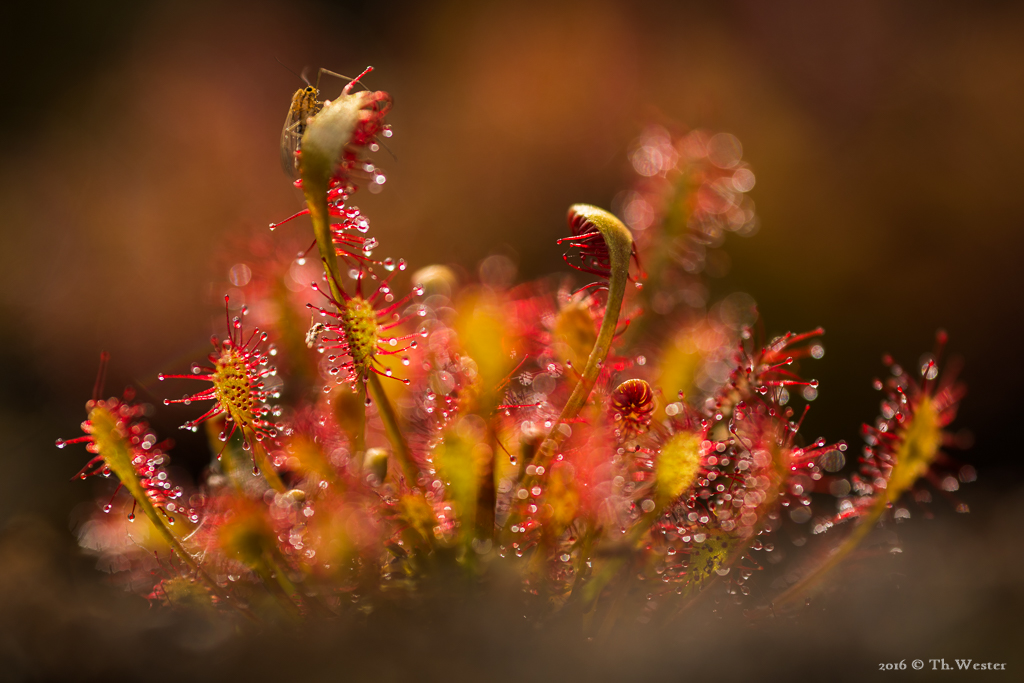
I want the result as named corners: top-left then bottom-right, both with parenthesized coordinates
top-left (0, 1), bottom-right (1023, 676)
top-left (0, 0), bottom-right (1022, 539)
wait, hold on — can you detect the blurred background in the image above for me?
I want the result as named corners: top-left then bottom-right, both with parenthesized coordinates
top-left (1, 0), bottom-right (1022, 677)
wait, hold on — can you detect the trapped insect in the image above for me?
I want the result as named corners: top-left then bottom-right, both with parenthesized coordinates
top-left (280, 84), bottom-right (321, 177)
top-left (280, 67), bottom-right (372, 177)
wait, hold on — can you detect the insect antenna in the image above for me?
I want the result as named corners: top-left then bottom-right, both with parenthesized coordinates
top-left (93, 351), bottom-right (110, 402)
top-left (274, 57), bottom-right (309, 86)
top-left (379, 139), bottom-right (398, 161)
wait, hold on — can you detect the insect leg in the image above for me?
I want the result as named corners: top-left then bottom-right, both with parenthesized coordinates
top-left (316, 68), bottom-right (358, 92)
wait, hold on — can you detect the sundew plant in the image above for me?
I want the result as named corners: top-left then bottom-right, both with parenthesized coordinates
top-left (58, 68), bottom-right (970, 630)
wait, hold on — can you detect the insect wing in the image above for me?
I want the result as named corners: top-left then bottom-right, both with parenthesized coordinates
top-left (280, 86), bottom-right (321, 177)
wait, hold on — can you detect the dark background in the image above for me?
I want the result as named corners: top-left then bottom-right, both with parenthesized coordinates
top-left (0, 0), bottom-right (1021, 678)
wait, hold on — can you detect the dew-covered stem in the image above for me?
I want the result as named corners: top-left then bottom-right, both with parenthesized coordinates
top-left (502, 207), bottom-right (633, 554)
top-left (299, 93), bottom-right (419, 495)
top-left (552, 205), bottom-right (633, 434)
top-left (91, 406), bottom-right (250, 617)
top-left (300, 101), bottom-right (368, 461)
top-left (522, 206), bottom-right (633, 485)
top-left (772, 396), bottom-right (943, 608)
top-left (771, 495), bottom-right (886, 609)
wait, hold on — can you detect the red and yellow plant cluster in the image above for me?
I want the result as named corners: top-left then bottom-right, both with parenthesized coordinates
top-left (59, 76), bottom-right (968, 626)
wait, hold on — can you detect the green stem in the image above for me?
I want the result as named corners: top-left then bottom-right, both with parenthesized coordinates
top-left (772, 494), bottom-right (888, 608)
top-left (570, 526), bottom-right (595, 594)
top-left (252, 432), bottom-right (286, 492)
top-left (367, 373), bottom-right (422, 492)
top-left (474, 423), bottom-right (497, 544)
top-left (140, 498), bottom-right (215, 590)
top-left (299, 99), bottom-right (381, 472)
top-left (306, 190), bottom-right (347, 306)
top-left (258, 552), bottom-right (303, 617)
top-left (299, 91), bottom-right (368, 308)
top-left (204, 418), bottom-right (283, 493)
top-left (511, 206), bottom-right (633, 517)
top-left (549, 206), bottom-right (633, 444)
top-left (578, 511), bottom-right (655, 607)
top-left (298, 95), bottom-right (425, 503)
top-left (204, 418), bottom-right (245, 492)
top-left (91, 407), bottom-right (254, 619)
top-left (573, 430), bottom-right (704, 614)
top-left (353, 382), bottom-right (367, 455)
top-left (772, 397), bottom-right (942, 608)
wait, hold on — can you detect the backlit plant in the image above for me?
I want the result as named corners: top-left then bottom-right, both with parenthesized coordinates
top-left (58, 71), bottom-right (970, 629)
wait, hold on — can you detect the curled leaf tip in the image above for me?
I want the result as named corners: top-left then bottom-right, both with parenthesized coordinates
top-left (564, 204), bottom-right (634, 283)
